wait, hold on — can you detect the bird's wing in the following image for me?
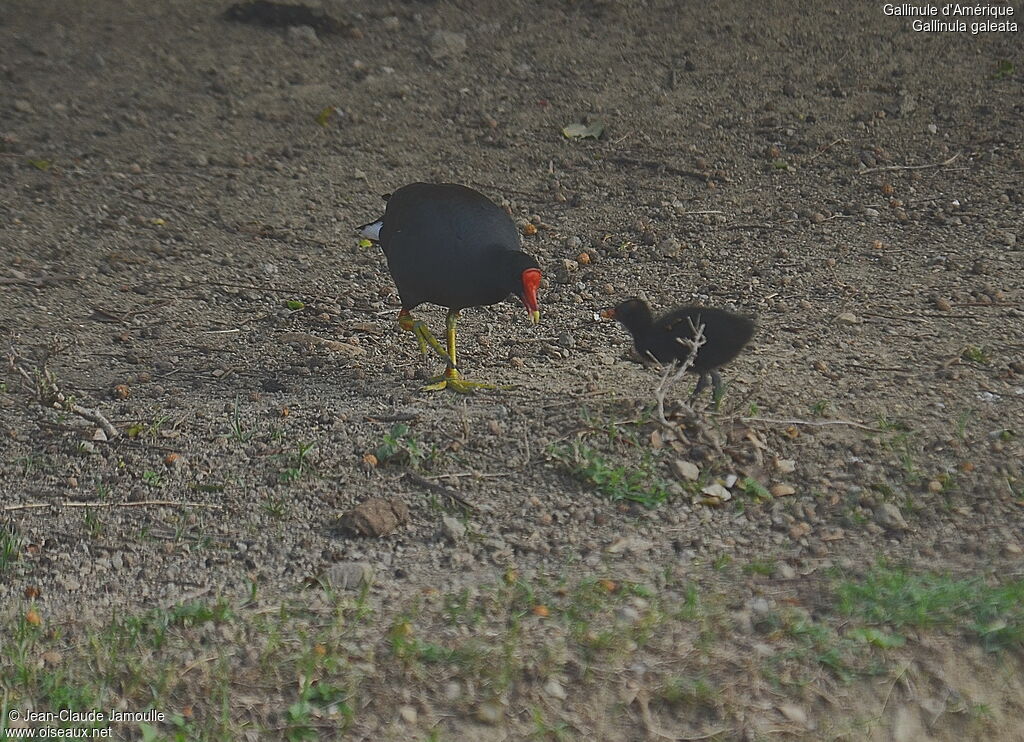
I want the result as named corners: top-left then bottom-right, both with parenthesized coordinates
top-left (659, 313), bottom-right (704, 337)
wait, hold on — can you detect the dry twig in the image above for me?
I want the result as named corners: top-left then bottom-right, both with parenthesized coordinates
top-left (7, 340), bottom-right (119, 439)
top-left (651, 318), bottom-right (706, 427)
top-left (3, 500), bottom-right (223, 513)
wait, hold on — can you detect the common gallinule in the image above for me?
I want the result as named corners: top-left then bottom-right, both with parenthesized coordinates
top-left (603, 298), bottom-right (754, 398)
top-left (358, 183), bottom-right (542, 392)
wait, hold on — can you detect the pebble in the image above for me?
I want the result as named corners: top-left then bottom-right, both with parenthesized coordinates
top-left (778, 703), bottom-right (809, 727)
top-left (616, 605), bottom-right (641, 623)
top-left (836, 312), bottom-right (859, 325)
top-left (770, 483), bottom-right (796, 497)
top-left (398, 705), bottom-right (417, 724)
top-left (475, 700), bottom-right (503, 725)
top-left (701, 483), bottom-right (731, 502)
top-left (544, 678), bottom-right (567, 700)
top-left (322, 562), bottom-right (373, 590)
top-left (657, 237), bottom-right (681, 257)
top-left (789, 522), bottom-right (811, 539)
top-left (776, 563), bottom-right (797, 579)
top-left (774, 458), bottom-right (796, 474)
top-left (442, 515), bottom-right (467, 541)
top-left (671, 459), bottom-right (700, 481)
top-left (286, 25), bottom-right (320, 46)
top-left (14, 99), bottom-right (34, 113)
top-left (428, 30), bottom-right (467, 60)
top-left (873, 503), bottom-right (909, 531)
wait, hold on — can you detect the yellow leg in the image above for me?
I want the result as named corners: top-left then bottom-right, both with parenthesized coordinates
top-left (422, 311), bottom-right (497, 393)
top-left (398, 309), bottom-right (451, 365)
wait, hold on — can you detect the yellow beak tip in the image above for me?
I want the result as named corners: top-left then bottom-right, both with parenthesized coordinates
top-left (530, 310), bottom-right (541, 324)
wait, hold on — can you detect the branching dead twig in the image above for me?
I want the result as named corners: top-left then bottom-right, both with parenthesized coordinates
top-left (7, 340), bottom-right (119, 439)
top-left (2, 500), bottom-right (223, 513)
top-left (652, 319), bottom-right (706, 427)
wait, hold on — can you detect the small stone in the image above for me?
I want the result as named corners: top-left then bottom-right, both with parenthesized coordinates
top-left (789, 522), bottom-right (811, 539)
top-left (286, 25), bottom-right (320, 46)
top-left (927, 479), bottom-right (943, 493)
top-left (321, 562), bottom-right (373, 590)
top-left (864, 207), bottom-right (880, 218)
top-left (934, 297), bottom-right (952, 311)
top-left (657, 237), bottom-right (681, 257)
top-left (606, 536), bottom-right (655, 554)
top-left (475, 700), bottom-right (503, 725)
top-left (874, 502), bottom-right (909, 531)
top-left (444, 681), bottom-right (462, 700)
top-left (701, 483), bottom-right (731, 502)
top-left (776, 563), bottom-right (797, 579)
top-left (616, 605), bottom-right (641, 623)
top-left (338, 498), bottom-right (410, 537)
top-left (398, 705), bottom-right (417, 724)
top-left (14, 99), bottom-right (34, 113)
top-left (1003, 543), bottom-right (1022, 556)
top-left (770, 483), bottom-right (796, 497)
top-left (749, 597), bottom-right (771, 617)
top-left (774, 458), bottom-right (796, 474)
top-left (778, 703), bottom-right (808, 726)
top-left (381, 15), bottom-right (400, 30)
top-left (837, 312), bottom-right (859, 325)
top-left (428, 30), bottom-right (467, 60)
top-left (927, 123), bottom-right (938, 134)
top-left (442, 515), bottom-right (467, 541)
top-left (544, 678), bottom-right (567, 700)
top-left (671, 459), bottom-right (700, 481)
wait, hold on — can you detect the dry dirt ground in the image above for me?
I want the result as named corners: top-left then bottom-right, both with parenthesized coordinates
top-left (2, 0), bottom-right (1023, 740)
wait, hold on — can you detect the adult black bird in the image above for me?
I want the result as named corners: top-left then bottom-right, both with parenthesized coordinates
top-left (603, 298), bottom-right (755, 399)
top-left (358, 183), bottom-right (542, 392)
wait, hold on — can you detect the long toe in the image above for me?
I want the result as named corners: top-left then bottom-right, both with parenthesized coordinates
top-left (421, 374), bottom-right (500, 394)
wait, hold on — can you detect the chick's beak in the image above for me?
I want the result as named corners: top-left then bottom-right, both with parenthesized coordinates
top-left (530, 309), bottom-right (541, 324)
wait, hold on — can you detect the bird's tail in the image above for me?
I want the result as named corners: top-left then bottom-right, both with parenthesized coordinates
top-left (356, 218), bottom-right (383, 242)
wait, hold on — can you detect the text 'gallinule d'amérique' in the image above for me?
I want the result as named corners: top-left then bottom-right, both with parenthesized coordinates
top-left (359, 183), bottom-right (542, 392)
top-left (603, 298), bottom-right (755, 399)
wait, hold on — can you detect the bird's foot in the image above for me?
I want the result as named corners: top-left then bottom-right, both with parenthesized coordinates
top-left (422, 369), bottom-right (496, 394)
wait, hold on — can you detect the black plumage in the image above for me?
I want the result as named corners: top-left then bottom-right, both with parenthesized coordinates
top-left (358, 183), bottom-right (542, 392)
top-left (379, 183), bottom-right (539, 314)
top-left (607, 298), bottom-right (755, 397)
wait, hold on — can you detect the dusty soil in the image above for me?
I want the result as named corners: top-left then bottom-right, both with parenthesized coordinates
top-left (2, 0), bottom-right (1023, 739)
